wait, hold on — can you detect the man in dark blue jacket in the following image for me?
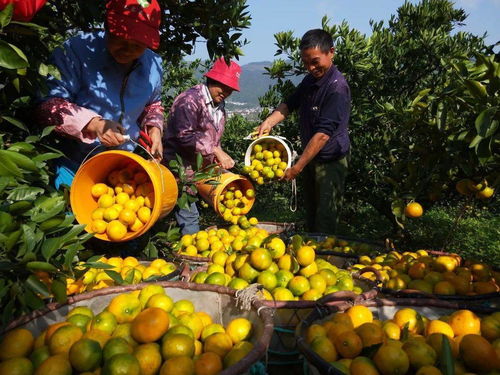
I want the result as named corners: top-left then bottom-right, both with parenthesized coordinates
top-left (258, 29), bottom-right (351, 234)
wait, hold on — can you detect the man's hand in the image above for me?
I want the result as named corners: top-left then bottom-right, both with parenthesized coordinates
top-left (257, 121), bottom-right (272, 137)
top-left (213, 147), bottom-right (235, 169)
top-left (85, 117), bottom-right (125, 146)
top-left (282, 165), bottom-right (301, 181)
top-left (257, 103), bottom-right (289, 136)
top-left (146, 126), bottom-right (163, 161)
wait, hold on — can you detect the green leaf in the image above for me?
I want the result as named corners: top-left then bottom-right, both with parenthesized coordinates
top-left (469, 134), bottom-right (483, 148)
top-left (464, 79), bottom-right (487, 98)
top-left (104, 270), bottom-right (124, 285)
top-left (7, 187), bottom-right (44, 201)
top-left (40, 126), bottom-right (55, 139)
top-left (32, 152), bottom-right (62, 163)
top-left (177, 193), bottom-right (188, 209)
top-left (0, 150), bottom-right (22, 177)
top-left (38, 63), bottom-right (49, 76)
top-left (51, 279), bottom-right (67, 304)
top-left (83, 261), bottom-right (114, 270)
top-left (30, 199), bottom-right (65, 222)
top-left (196, 152), bottom-right (203, 170)
top-left (0, 41), bottom-right (29, 69)
top-left (475, 107), bottom-right (498, 138)
top-left (41, 237), bottom-right (63, 261)
top-left (439, 335), bottom-right (454, 375)
top-left (0, 3), bottom-right (13, 28)
top-left (1, 116), bottom-right (28, 131)
top-left (20, 224), bottom-right (36, 256)
top-left (24, 288), bottom-right (45, 310)
top-left (401, 322), bottom-right (410, 341)
top-left (26, 261), bottom-right (58, 272)
top-left (64, 244), bottom-right (80, 270)
top-left (26, 275), bottom-right (50, 298)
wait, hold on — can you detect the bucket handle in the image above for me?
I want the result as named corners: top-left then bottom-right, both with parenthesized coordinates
top-left (80, 135), bottom-right (165, 193)
top-left (290, 178), bottom-right (297, 212)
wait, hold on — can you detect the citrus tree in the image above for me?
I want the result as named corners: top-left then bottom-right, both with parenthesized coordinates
top-left (0, 0), bottom-right (251, 322)
top-left (259, 0), bottom-right (497, 231)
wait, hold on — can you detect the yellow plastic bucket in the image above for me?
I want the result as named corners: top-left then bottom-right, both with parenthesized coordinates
top-left (196, 172), bottom-right (255, 217)
top-left (70, 150), bottom-right (178, 242)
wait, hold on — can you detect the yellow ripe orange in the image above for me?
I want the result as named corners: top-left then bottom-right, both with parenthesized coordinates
top-left (334, 330), bottom-right (363, 358)
top-left (226, 318), bottom-right (252, 345)
top-left (326, 323), bottom-right (352, 343)
top-left (0, 328), bottom-right (34, 360)
top-left (404, 202), bottom-right (423, 218)
top-left (201, 323), bottom-right (225, 342)
top-left (402, 339), bottom-right (437, 369)
top-left (137, 206), bottom-right (151, 224)
top-left (393, 308), bottom-right (422, 334)
top-left (91, 183), bottom-right (109, 198)
top-left (48, 324), bottom-right (83, 355)
top-left (147, 294), bottom-right (174, 313)
top-left (131, 308), bottom-right (169, 343)
top-left (161, 333), bottom-right (195, 359)
top-left (416, 365), bottom-right (443, 375)
top-left (426, 320), bottom-right (454, 338)
top-left (310, 336), bottom-right (337, 362)
top-left (178, 313), bottom-right (204, 340)
top-left (346, 305), bottom-right (373, 329)
top-left (350, 356), bottom-right (379, 375)
top-left (107, 293), bottom-right (142, 323)
top-left (134, 343), bottom-right (162, 375)
top-left (119, 208), bottom-right (137, 226)
top-left (91, 219), bottom-right (107, 234)
top-left (83, 329), bottom-right (111, 349)
top-left (98, 193), bottom-right (115, 208)
top-left (296, 245), bottom-right (315, 266)
top-left (448, 310), bottom-right (481, 336)
top-left (383, 320), bottom-right (401, 341)
top-left (91, 207), bottom-right (105, 220)
top-left (249, 248), bottom-right (272, 271)
top-left (44, 322), bottom-right (71, 345)
top-left (330, 313), bottom-right (354, 329)
top-left (196, 311), bottom-right (213, 328)
top-left (106, 220), bottom-right (127, 241)
top-left (306, 324), bottom-right (326, 344)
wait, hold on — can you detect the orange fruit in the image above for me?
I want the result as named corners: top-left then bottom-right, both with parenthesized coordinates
top-left (223, 341), bottom-right (253, 368)
top-left (33, 354), bottom-right (72, 375)
top-left (161, 333), bottom-right (195, 359)
top-left (107, 293), bottom-right (142, 323)
top-left (102, 352), bottom-right (141, 375)
top-left (160, 355), bottom-right (195, 375)
top-left (103, 337), bottom-right (133, 361)
top-left (201, 323), bottom-right (225, 342)
top-left (90, 310), bottom-right (118, 335)
top-left (163, 325), bottom-right (194, 341)
top-left (137, 206), bottom-right (151, 224)
top-left (481, 316), bottom-right (500, 341)
top-left (433, 281), bottom-right (456, 295)
top-left (83, 328), bottom-right (111, 348)
top-left (226, 318), bottom-right (252, 344)
top-left (426, 319), bottom-right (454, 338)
top-left (173, 299), bottom-right (195, 316)
top-left (134, 343), bottom-right (162, 375)
top-left (382, 321), bottom-right (401, 341)
top-left (416, 365), bottom-right (443, 375)
top-left (355, 322), bottom-right (385, 347)
top-left (334, 330), bottom-right (363, 358)
top-left (178, 313), bottom-right (204, 340)
top-left (131, 307), bottom-right (169, 343)
top-left (306, 324), bottom-right (326, 344)
top-left (106, 220), bottom-right (127, 240)
top-left (426, 333), bottom-right (459, 358)
top-left (138, 284), bottom-right (165, 308)
top-left (29, 345), bottom-right (50, 369)
top-left (203, 332), bottom-right (233, 357)
top-left (249, 248), bottom-right (272, 270)
top-left (330, 313), bottom-right (354, 328)
top-left (288, 275), bottom-right (310, 296)
top-left (194, 351), bottom-right (223, 375)
top-left (460, 334), bottom-right (499, 373)
top-left (404, 202), bottom-right (423, 218)
top-left (0, 328), bottom-right (34, 360)
top-left (296, 245), bottom-right (315, 266)
top-left (0, 357), bottom-right (33, 375)
top-left (119, 208), bottom-right (137, 226)
top-left (448, 310), bottom-right (480, 336)
top-left (310, 335), bottom-right (337, 362)
top-left (48, 324), bottom-right (83, 355)
top-left (402, 339), bottom-right (437, 369)
top-left (68, 338), bottom-right (102, 372)
top-left (308, 274), bottom-right (327, 294)
top-left (350, 356), bottom-right (379, 375)
top-left (98, 193), bottom-right (115, 208)
top-left (393, 308), bottom-right (423, 334)
top-left (346, 305), bottom-right (373, 329)
top-left (111, 323), bottom-right (137, 347)
top-left (91, 183), bottom-right (109, 198)
top-left (374, 344), bottom-right (410, 375)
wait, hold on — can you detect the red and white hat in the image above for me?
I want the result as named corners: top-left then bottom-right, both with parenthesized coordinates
top-left (204, 58), bottom-right (242, 92)
top-left (106, 0), bottom-right (161, 50)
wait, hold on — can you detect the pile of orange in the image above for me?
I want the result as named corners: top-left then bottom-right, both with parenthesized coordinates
top-left (351, 250), bottom-right (500, 296)
top-left (314, 235), bottom-right (375, 255)
top-left (176, 224), bottom-right (266, 258)
top-left (0, 285), bottom-right (255, 375)
top-left (242, 141), bottom-right (288, 184)
top-left (88, 162), bottom-right (155, 240)
top-left (307, 306), bottom-right (500, 375)
top-left (216, 183), bottom-right (256, 225)
top-left (191, 235), bottom-right (361, 301)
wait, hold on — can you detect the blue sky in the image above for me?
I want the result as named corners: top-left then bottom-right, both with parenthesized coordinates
top-left (190, 0), bottom-right (500, 64)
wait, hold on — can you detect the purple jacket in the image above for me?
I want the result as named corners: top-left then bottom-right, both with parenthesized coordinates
top-left (163, 84), bottom-right (225, 165)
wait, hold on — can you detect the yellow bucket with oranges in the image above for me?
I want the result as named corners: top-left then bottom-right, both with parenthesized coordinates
top-left (70, 151), bottom-right (178, 242)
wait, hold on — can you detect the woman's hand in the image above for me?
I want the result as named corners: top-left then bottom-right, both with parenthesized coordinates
top-left (213, 147), bottom-right (235, 169)
top-left (85, 117), bottom-right (125, 146)
top-left (146, 126), bottom-right (163, 161)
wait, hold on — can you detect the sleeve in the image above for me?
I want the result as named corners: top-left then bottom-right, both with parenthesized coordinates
top-left (139, 56), bottom-right (164, 132)
top-left (285, 82), bottom-right (303, 112)
top-left (168, 95), bottom-right (215, 157)
top-left (313, 87), bottom-right (350, 137)
top-left (38, 40), bottom-right (99, 140)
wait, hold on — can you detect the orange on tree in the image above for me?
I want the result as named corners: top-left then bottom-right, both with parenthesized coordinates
top-left (404, 202), bottom-right (423, 218)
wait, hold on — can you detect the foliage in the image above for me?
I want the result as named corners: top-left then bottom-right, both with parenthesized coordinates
top-left (259, 0), bottom-right (498, 231)
top-left (0, 132), bottom-right (92, 327)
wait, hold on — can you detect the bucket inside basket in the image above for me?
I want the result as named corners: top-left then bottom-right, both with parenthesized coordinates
top-left (70, 150), bottom-right (178, 242)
